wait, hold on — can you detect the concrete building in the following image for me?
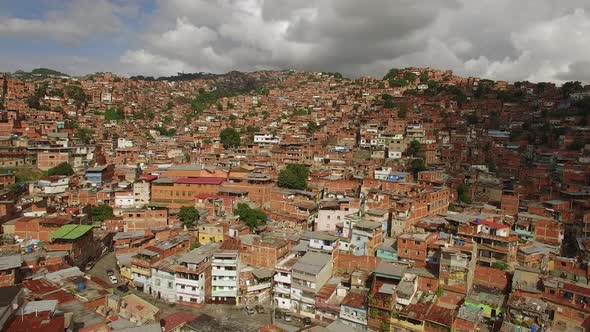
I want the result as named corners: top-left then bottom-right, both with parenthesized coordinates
top-left (175, 243), bottom-right (219, 304)
top-left (211, 239), bottom-right (240, 304)
top-left (291, 252), bottom-right (333, 318)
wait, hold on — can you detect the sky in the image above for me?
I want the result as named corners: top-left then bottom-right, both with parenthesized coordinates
top-left (1, 0), bottom-right (590, 83)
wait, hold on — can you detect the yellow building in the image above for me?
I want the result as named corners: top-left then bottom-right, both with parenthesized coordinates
top-left (198, 223), bottom-right (225, 244)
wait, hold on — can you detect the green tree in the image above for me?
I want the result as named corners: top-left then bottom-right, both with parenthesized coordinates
top-left (234, 203), bottom-right (267, 229)
top-left (277, 164), bottom-right (309, 190)
top-left (75, 128), bottom-right (94, 144)
top-left (399, 105), bottom-right (408, 118)
top-left (307, 121), bottom-right (319, 133)
top-left (47, 162), bottom-right (74, 176)
top-left (562, 81), bottom-right (583, 97)
top-left (383, 68), bottom-right (401, 81)
top-left (104, 108), bottom-right (125, 121)
top-left (64, 85), bottom-right (87, 108)
top-left (420, 71), bottom-right (429, 83)
top-left (457, 184), bottom-right (471, 204)
top-left (407, 140), bottom-right (421, 157)
top-left (91, 204), bottom-right (114, 222)
top-left (384, 99), bottom-right (395, 109)
top-left (178, 206), bottom-right (200, 228)
top-left (219, 127), bottom-right (241, 149)
top-left (492, 261), bottom-right (509, 271)
top-left (411, 158), bottom-right (427, 177)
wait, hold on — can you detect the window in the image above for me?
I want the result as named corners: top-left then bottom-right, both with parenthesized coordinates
top-left (168, 281), bottom-right (173, 289)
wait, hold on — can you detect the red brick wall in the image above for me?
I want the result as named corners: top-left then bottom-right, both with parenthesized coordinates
top-left (473, 266), bottom-right (511, 292)
top-left (333, 251), bottom-right (380, 276)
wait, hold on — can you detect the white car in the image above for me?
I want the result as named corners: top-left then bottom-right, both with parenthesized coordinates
top-left (109, 275), bottom-right (118, 284)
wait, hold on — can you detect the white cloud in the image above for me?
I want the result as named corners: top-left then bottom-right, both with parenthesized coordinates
top-left (0, 0), bottom-right (131, 44)
top-left (4, 0), bottom-right (590, 83)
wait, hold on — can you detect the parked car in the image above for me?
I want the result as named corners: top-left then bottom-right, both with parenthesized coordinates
top-left (255, 305), bottom-right (265, 314)
top-left (284, 313), bottom-right (292, 322)
top-left (274, 311), bottom-right (283, 320)
top-left (109, 275), bottom-right (118, 284)
top-left (106, 269), bottom-right (114, 276)
top-left (116, 284), bottom-right (129, 293)
top-left (244, 306), bottom-right (255, 315)
top-left (303, 317), bottom-right (312, 326)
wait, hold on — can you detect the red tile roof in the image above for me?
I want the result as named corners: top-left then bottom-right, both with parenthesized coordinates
top-left (8, 312), bottom-right (65, 332)
top-left (23, 278), bottom-right (59, 295)
top-left (341, 291), bottom-right (367, 308)
top-left (161, 312), bottom-right (198, 331)
top-left (425, 305), bottom-right (454, 327)
top-left (42, 289), bottom-right (76, 304)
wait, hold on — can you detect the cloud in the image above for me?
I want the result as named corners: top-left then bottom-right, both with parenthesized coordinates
top-left (0, 0), bottom-right (132, 44)
top-left (3, 0), bottom-right (590, 83)
top-left (120, 0), bottom-right (459, 76)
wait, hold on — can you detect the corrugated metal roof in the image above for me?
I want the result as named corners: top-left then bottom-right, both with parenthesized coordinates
top-left (50, 224), bottom-right (94, 240)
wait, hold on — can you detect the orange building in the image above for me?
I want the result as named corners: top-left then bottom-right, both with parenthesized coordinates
top-left (151, 177), bottom-right (225, 207)
top-left (37, 150), bottom-right (71, 171)
top-left (14, 215), bottom-right (71, 242)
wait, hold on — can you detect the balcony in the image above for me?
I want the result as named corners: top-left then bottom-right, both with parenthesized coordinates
top-left (213, 279), bottom-right (237, 287)
top-left (213, 259), bottom-right (237, 266)
top-left (247, 282), bottom-right (272, 292)
top-left (212, 269), bottom-right (238, 277)
top-left (175, 278), bottom-right (202, 288)
top-left (274, 274), bottom-right (291, 284)
top-left (274, 284), bottom-right (291, 295)
top-left (212, 290), bottom-right (237, 297)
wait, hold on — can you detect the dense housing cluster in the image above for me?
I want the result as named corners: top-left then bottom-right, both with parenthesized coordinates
top-left (0, 67), bottom-right (589, 332)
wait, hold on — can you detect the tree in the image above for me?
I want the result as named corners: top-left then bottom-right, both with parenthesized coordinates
top-left (420, 71), bottom-right (429, 83)
top-left (492, 261), bottom-right (509, 271)
top-left (104, 108), bottom-right (125, 121)
top-left (411, 158), bottom-right (427, 177)
top-left (399, 105), bottom-right (408, 119)
top-left (91, 204), bottom-right (114, 222)
top-left (234, 203), bottom-right (267, 229)
top-left (307, 121), bottom-right (319, 134)
top-left (277, 164), bottom-right (309, 190)
top-left (457, 184), bottom-right (471, 204)
top-left (383, 68), bottom-right (401, 81)
top-left (219, 127), bottom-right (241, 149)
top-left (178, 206), bottom-right (200, 228)
top-left (407, 140), bottom-right (421, 157)
top-left (568, 138), bottom-right (585, 151)
top-left (382, 99), bottom-right (394, 108)
top-left (75, 128), bottom-right (94, 144)
top-left (466, 113), bottom-right (479, 125)
top-left (64, 85), bottom-right (87, 108)
top-left (562, 81), bottom-right (583, 97)
top-left (47, 162), bottom-right (74, 176)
